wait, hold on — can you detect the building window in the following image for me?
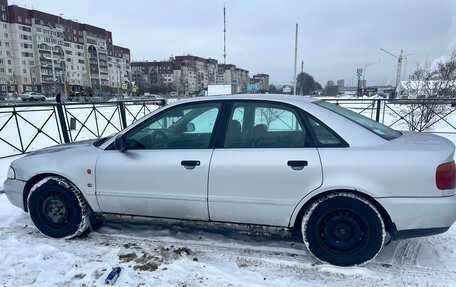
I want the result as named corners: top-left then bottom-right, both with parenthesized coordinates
top-left (20, 26), bottom-right (31, 32)
top-left (4, 32), bottom-right (7, 38)
top-left (17, 16), bottom-right (22, 23)
top-left (22, 60), bottom-right (26, 65)
top-left (0, 5), bottom-right (5, 12)
top-left (2, 23), bottom-right (6, 29)
top-left (7, 60), bottom-right (10, 64)
top-left (25, 18), bottom-right (31, 24)
top-left (1, 14), bottom-right (7, 21)
top-left (5, 42), bottom-right (8, 47)
top-left (23, 69), bottom-right (26, 74)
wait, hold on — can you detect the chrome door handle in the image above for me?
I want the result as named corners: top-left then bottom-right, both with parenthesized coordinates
top-left (287, 160), bottom-right (308, 170)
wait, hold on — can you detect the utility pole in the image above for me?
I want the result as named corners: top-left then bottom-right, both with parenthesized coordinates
top-left (293, 23), bottom-right (298, 95)
top-left (223, 5), bottom-right (226, 65)
top-left (300, 60), bottom-right (304, 95)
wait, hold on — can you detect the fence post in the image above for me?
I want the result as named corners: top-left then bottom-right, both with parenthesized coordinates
top-left (118, 101), bottom-right (128, 129)
top-left (56, 104), bottom-right (70, 143)
top-left (375, 99), bottom-right (381, 122)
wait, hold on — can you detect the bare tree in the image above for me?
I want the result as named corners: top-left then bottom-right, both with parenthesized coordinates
top-left (398, 51), bottom-right (456, 132)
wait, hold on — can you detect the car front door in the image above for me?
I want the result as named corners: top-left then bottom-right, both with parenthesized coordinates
top-left (96, 101), bottom-right (222, 220)
top-left (208, 101), bottom-right (323, 226)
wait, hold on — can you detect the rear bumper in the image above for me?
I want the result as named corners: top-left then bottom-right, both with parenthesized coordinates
top-left (377, 195), bottom-right (456, 235)
top-left (4, 178), bottom-right (26, 211)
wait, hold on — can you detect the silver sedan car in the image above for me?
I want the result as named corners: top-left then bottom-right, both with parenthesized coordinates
top-left (4, 95), bottom-right (456, 266)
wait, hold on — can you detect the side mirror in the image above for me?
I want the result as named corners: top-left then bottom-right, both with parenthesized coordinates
top-left (114, 134), bottom-right (126, 152)
top-left (186, 123), bottom-right (195, 132)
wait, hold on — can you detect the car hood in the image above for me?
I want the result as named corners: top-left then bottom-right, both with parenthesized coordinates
top-left (23, 139), bottom-right (98, 157)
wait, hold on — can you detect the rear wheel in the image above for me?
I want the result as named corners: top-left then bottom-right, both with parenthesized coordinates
top-left (302, 193), bottom-right (385, 266)
top-left (28, 177), bottom-right (92, 239)
top-left (41, 97), bottom-right (46, 101)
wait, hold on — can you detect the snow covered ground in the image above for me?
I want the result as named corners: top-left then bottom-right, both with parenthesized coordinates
top-left (1, 156), bottom-right (456, 286)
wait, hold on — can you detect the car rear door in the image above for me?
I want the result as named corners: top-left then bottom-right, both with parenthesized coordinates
top-left (96, 101), bottom-right (223, 220)
top-left (208, 100), bottom-right (323, 226)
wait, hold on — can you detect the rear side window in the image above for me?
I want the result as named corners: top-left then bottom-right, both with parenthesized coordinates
top-left (306, 116), bottom-right (347, 147)
top-left (224, 102), bottom-right (312, 148)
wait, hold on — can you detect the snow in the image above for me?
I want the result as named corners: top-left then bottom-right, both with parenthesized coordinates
top-left (2, 155), bottom-right (456, 286)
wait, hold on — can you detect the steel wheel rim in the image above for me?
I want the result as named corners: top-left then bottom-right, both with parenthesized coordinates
top-left (40, 191), bottom-right (73, 227)
top-left (318, 209), bottom-right (369, 254)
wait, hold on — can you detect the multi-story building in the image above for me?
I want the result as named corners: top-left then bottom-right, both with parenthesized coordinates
top-left (0, 1), bottom-right (130, 95)
top-left (133, 55), bottom-right (249, 95)
top-left (251, 73), bottom-right (269, 92)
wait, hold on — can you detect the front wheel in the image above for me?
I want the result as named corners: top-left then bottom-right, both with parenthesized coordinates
top-left (302, 193), bottom-right (385, 266)
top-left (27, 177), bottom-right (92, 239)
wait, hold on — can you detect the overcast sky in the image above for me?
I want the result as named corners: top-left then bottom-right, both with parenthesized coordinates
top-left (9, 0), bottom-right (456, 86)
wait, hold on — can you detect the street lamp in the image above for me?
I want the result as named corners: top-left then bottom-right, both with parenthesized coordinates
top-left (356, 68), bottom-right (363, 97)
top-left (29, 65), bottom-right (41, 92)
top-left (362, 63), bottom-right (375, 85)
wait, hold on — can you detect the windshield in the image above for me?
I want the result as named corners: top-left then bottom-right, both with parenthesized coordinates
top-left (314, 100), bottom-right (402, 140)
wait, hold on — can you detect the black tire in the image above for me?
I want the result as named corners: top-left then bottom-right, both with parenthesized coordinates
top-left (27, 176), bottom-right (91, 239)
top-left (302, 193), bottom-right (385, 266)
top-left (41, 97), bottom-right (46, 101)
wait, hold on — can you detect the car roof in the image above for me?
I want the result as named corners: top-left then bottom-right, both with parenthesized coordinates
top-left (170, 94), bottom-right (318, 106)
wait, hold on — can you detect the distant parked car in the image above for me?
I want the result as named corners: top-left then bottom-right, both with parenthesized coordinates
top-left (142, 94), bottom-right (164, 100)
top-left (20, 92), bottom-right (46, 101)
top-left (4, 94), bottom-right (456, 267)
top-left (0, 92), bottom-right (7, 101)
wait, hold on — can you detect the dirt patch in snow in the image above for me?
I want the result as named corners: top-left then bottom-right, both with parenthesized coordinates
top-left (71, 273), bottom-right (86, 280)
top-left (119, 244), bottom-right (193, 272)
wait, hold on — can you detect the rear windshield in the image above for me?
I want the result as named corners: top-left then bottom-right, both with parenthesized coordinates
top-left (314, 100), bottom-right (402, 140)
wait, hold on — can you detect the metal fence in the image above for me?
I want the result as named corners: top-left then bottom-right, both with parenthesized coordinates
top-left (1, 97), bottom-right (455, 159)
top-left (0, 99), bottom-right (165, 159)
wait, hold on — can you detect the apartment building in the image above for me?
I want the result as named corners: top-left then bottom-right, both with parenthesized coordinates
top-left (0, 1), bottom-right (130, 95)
top-left (133, 55), bottom-right (247, 95)
top-left (251, 73), bottom-right (269, 92)
top-left (217, 64), bottom-right (250, 93)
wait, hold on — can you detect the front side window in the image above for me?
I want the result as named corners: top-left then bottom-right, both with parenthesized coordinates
top-left (224, 102), bottom-right (311, 148)
top-left (125, 102), bottom-right (221, 149)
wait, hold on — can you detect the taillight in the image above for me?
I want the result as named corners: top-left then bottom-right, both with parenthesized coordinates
top-left (436, 160), bottom-right (456, 190)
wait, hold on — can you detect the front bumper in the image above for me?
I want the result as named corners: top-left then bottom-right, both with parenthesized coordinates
top-left (377, 195), bottom-right (456, 234)
top-left (4, 178), bottom-right (26, 211)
